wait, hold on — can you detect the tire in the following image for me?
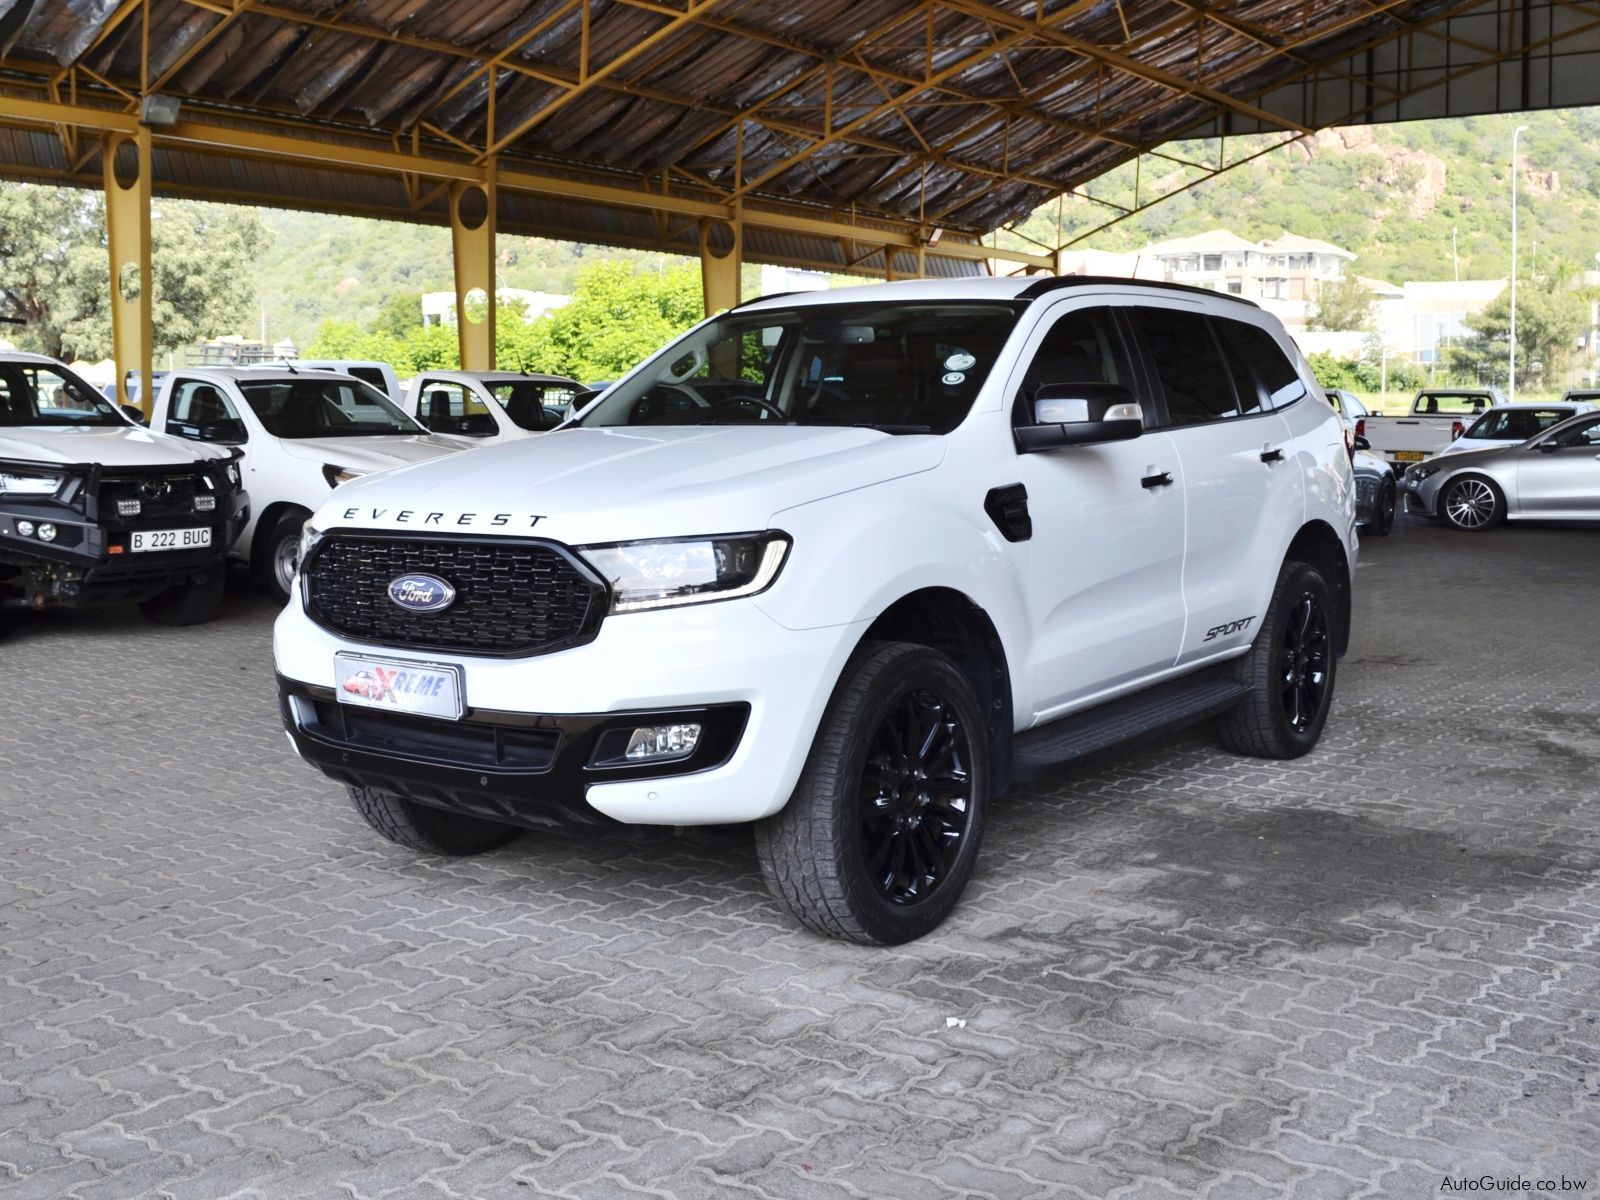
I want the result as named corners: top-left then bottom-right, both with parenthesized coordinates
top-left (138, 565), bottom-right (226, 626)
top-left (754, 641), bottom-right (989, 945)
top-left (347, 786), bottom-right (517, 855)
top-left (1439, 474), bottom-right (1505, 531)
top-left (253, 508), bottom-right (311, 603)
top-left (1216, 560), bottom-right (1338, 760)
top-left (1369, 480), bottom-right (1396, 537)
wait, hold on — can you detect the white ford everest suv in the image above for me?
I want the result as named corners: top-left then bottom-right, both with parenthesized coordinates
top-left (2, 352), bottom-right (248, 626)
top-left (150, 367), bottom-right (463, 602)
top-left (275, 277), bottom-right (1356, 944)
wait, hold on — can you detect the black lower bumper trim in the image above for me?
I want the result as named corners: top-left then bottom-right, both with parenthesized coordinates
top-left (277, 676), bottom-right (748, 834)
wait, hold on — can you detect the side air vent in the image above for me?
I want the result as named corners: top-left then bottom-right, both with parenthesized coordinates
top-left (984, 483), bottom-right (1032, 543)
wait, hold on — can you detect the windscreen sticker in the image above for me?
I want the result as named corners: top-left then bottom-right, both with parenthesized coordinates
top-left (944, 352), bottom-right (976, 371)
top-left (941, 371), bottom-right (967, 386)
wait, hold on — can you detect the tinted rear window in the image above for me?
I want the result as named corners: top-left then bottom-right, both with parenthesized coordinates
top-left (1215, 319), bottom-right (1306, 409)
top-left (1134, 308), bottom-right (1240, 425)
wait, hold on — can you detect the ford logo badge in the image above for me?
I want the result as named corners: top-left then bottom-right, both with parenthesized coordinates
top-left (387, 573), bottom-right (456, 613)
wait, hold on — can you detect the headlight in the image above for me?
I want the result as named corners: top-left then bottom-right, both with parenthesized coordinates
top-left (1408, 464), bottom-right (1442, 483)
top-left (322, 464), bottom-right (363, 487)
top-left (0, 469), bottom-right (64, 497)
top-left (580, 532), bottom-right (790, 613)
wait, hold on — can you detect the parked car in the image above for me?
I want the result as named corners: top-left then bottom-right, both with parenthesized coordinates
top-left (1437, 399), bottom-right (1598, 457)
top-left (404, 371), bottom-right (582, 441)
top-left (149, 367), bottom-right (463, 602)
top-left (1350, 439), bottom-right (1396, 536)
top-left (1361, 388), bottom-right (1505, 469)
top-left (275, 276), bottom-right (1357, 944)
top-left (2, 352), bottom-right (247, 625)
top-left (1400, 408), bottom-right (1600, 529)
top-left (1325, 387), bottom-right (1369, 436)
top-left (288, 359), bottom-right (404, 406)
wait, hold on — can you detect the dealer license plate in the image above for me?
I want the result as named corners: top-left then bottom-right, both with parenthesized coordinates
top-left (130, 527), bottom-right (212, 552)
top-left (334, 653), bottom-right (464, 720)
top-left (1392, 451), bottom-right (1426, 463)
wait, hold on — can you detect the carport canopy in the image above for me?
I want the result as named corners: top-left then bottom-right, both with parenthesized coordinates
top-left (3, 0), bottom-right (1600, 399)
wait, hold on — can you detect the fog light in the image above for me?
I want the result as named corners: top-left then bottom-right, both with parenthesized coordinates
top-left (624, 723), bottom-right (702, 762)
top-left (16, 520), bottom-right (34, 537)
top-left (117, 498), bottom-right (141, 517)
top-left (194, 494), bottom-right (216, 512)
top-left (36, 523), bottom-right (57, 542)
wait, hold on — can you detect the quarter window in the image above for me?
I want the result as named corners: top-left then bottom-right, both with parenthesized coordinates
top-left (1549, 415), bottom-right (1600, 448)
top-left (1134, 308), bottom-right (1240, 425)
top-left (1215, 319), bottom-right (1307, 409)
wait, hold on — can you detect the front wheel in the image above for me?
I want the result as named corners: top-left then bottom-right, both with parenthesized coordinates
top-left (253, 508), bottom-right (311, 604)
top-left (138, 566), bottom-right (226, 626)
top-left (754, 641), bottom-right (988, 945)
top-left (1440, 475), bottom-right (1505, 531)
top-left (1368, 480), bottom-right (1396, 537)
top-left (1216, 560), bottom-right (1339, 759)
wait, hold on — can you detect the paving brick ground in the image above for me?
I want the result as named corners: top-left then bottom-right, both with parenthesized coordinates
top-left (2, 513), bottom-right (1598, 1200)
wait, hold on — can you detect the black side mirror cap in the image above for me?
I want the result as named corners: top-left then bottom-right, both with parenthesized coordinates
top-left (1015, 382), bottom-right (1144, 452)
top-left (119, 404), bottom-right (148, 426)
top-left (1352, 434), bottom-right (1372, 451)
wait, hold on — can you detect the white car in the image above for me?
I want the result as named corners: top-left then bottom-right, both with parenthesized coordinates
top-left (1437, 399), bottom-right (1599, 456)
top-left (149, 367), bottom-right (463, 601)
top-left (290, 359), bottom-right (405, 406)
top-left (275, 277), bottom-right (1357, 944)
top-left (404, 371), bottom-right (582, 442)
top-left (2, 352), bottom-right (249, 626)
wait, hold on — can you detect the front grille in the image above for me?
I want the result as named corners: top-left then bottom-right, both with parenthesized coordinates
top-left (305, 699), bottom-right (560, 771)
top-left (304, 534), bottom-right (607, 656)
top-left (100, 472), bottom-right (210, 520)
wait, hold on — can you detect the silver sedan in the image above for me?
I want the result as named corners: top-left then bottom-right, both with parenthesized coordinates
top-left (1401, 409), bottom-right (1600, 530)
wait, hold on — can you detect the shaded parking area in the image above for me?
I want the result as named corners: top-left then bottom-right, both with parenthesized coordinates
top-left (3, 515), bottom-right (1598, 1199)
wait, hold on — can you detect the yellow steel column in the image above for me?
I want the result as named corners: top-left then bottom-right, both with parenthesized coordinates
top-left (699, 216), bottom-right (742, 316)
top-left (450, 174), bottom-right (496, 370)
top-left (103, 129), bottom-right (153, 416)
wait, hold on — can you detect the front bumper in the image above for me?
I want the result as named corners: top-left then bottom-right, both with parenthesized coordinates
top-left (274, 595), bottom-right (866, 827)
top-left (1399, 470), bottom-right (1443, 518)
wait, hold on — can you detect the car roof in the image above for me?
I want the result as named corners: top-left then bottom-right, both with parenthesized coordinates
top-left (734, 274), bottom-right (1262, 314)
top-left (0, 351), bottom-right (70, 367)
top-left (1484, 400), bottom-right (1588, 409)
top-left (179, 366), bottom-right (363, 384)
top-left (413, 370), bottom-right (578, 385)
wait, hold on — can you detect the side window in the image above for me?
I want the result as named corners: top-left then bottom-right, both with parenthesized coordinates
top-left (1014, 307), bottom-right (1133, 427)
top-left (1134, 308), bottom-right (1241, 425)
top-left (166, 379), bottom-right (244, 440)
top-left (1215, 319), bottom-right (1307, 410)
top-left (1550, 415), bottom-right (1600, 448)
top-left (415, 380), bottom-right (493, 436)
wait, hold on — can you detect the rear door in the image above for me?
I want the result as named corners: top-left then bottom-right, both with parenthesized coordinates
top-left (1516, 414), bottom-right (1600, 514)
top-left (1127, 304), bottom-right (1306, 667)
top-left (1009, 299), bottom-right (1187, 716)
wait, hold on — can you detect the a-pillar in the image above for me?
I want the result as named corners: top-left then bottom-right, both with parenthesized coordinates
top-left (104, 130), bottom-right (153, 416)
top-left (450, 175), bottom-right (496, 371)
top-left (699, 217), bottom-right (741, 316)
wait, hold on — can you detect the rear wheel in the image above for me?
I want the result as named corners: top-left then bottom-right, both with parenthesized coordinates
top-left (1440, 475), bottom-right (1505, 531)
top-left (347, 786), bottom-right (517, 855)
top-left (253, 508), bottom-right (311, 603)
top-left (138, 565), bottom-right (226, 626)
top-left (754, 641), bottom-right (988, 944)
top-left (1217, 560), bottom-right (1338, 759)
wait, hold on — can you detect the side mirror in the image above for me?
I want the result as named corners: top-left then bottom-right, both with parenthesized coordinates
top-left (1352, 434), bottom-right (1372, 452)
top-left (1538, 440), bottom-right (1562, 454)
top-left (197, 418), bottom-right (247, 444)
top-left (1015, 383), bottom-right (1144, 452)
top-left (120, 404), bottom-right (148, 426)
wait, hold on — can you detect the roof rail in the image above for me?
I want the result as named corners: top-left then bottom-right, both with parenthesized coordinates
top-left (1016, 275), bottom-right (1261, 308)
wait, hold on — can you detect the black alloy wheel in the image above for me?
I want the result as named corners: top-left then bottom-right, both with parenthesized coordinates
top-left (1372, 480), bottom-right (1396, 536)
top-left (859, 689), bottom-right (975, 906)
top-left (1280, 591), bottom-right (1331, 735)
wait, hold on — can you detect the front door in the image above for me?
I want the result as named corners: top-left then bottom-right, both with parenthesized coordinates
top-left (1516, 414), bottom-right (1600, 514)
top-left (1010, 300), bottom-right (1187, 718)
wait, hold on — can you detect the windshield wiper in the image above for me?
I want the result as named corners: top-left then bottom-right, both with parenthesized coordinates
top-left (849, 422), bottom-right (932, 434)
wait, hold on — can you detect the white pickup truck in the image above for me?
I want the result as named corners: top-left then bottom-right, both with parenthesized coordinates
top-left (404, 371), bottom-right (582, 443)
top-left (1361, 388), bottom-right (1504, 469)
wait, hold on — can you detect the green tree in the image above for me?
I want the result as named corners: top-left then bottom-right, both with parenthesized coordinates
top-left (1306, 276), bottom-right (1377, 332)
top-left (1446, 284), bottom-right (1586, 389)
top-left (373, 290), bottom-right (424, 338)
top-left (0, 183), bottom-right (269, 361)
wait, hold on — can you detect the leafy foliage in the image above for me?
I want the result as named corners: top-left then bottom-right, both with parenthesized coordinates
top-left (1306, 277), bottom-right (1376, 332)
top-left (0, 183), bottom-right (268, 361)
top-left (1445, 283), bottom-right (1587, 389)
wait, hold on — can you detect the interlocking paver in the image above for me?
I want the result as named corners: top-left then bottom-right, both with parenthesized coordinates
top-left (3, 515), bottom-right (1599, 1197)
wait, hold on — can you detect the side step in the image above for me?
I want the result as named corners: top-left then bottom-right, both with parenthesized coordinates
top-left (1011, 668), bottom-right (1250, 781)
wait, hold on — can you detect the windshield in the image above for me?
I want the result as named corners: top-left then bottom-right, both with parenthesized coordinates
top-left (487, 380), bottom-right (579, 431)
top-left (577, 302), bottom-right (1022, 435)
top-left (1463, 407), bottom-right (1574, 442)
top-left (0, 361), bottom-right (128, 427)
top-left (237, 377), bottom-right (421, 438)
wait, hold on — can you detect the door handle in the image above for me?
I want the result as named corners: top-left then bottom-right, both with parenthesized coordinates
top-left (1260, 448), bottom-right (1284, 464)
top-left (1141, 471), bottom-right (1173, 490)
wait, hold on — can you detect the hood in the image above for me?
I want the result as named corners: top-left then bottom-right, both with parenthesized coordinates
top-left (0, 424), bottom-right (231, 468)
top-left (276, 433), bottom-right (464, 475)
top-left (318, 425), bottom-right (946, 544)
